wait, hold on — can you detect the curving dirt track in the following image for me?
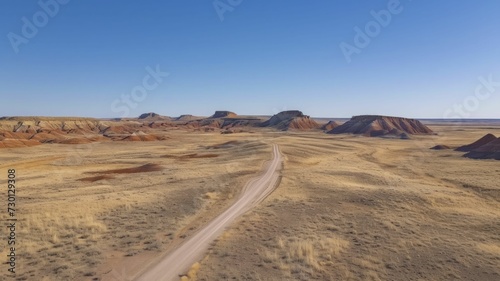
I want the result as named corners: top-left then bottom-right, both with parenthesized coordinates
top-left (135, 144), bottom-right (282, 281)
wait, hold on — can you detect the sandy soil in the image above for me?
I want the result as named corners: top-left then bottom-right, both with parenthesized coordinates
top-left (136, 144), bottom-right (282, 281)
top-left (1, 124), bottom-right (499, 280)
top-left (0, 132), bottom-right (273, 280)
top-left (196, 124), bottom-right (500, 281)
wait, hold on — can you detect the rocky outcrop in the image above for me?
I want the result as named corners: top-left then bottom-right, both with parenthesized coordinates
top-left (210, 111), bottom-right (237, 118)
top-left (261, 110), bottom-right (320, 131)
top-left (455, 134), bottom-right (497, 152)
top-left (461, 134), bottom-right (500, 160)
top-left (320, 121), bottom-right (340, 131)
top-left (138, 112), bottom-right (171, 121)
top-left (175, 115), bottom-right (202, 121)
top-left (328, 115), bottom-right (433, 138)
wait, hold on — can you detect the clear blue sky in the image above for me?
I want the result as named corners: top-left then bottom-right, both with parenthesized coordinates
top-left (1, 0), bottom-right (499, 118)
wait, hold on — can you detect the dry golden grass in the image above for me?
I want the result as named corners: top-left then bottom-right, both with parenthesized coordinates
top-left (182, 262), bottom-right (201, 280)
top-left (196, 124), bottom-right (500, 281)
top-left (0, 131), bottom-right (272, 280)
top-left (259, 235), bottom-right (350, 275)
top-left (2, 124), bottom-right (499, 280)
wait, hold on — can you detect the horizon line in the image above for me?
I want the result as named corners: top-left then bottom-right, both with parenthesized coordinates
top-left (1, 114), bottom-right (500, 121)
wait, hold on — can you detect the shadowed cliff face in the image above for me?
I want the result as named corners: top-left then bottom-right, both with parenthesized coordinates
top-left (459, 134), bottom-right (500, 160)
top-left (321, 121), bottom-right (340, 131)
top-left (328, 115), bottom-right (434, 138)
top-left (455, 134), bottom-right (497, 152)
top-left (138, 112), bottom-right (160, 119)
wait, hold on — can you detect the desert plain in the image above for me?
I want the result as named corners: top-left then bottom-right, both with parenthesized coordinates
top-left (0, 113), bottom-right (499, 281)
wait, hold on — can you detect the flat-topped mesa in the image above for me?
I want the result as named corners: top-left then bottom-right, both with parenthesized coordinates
top-left (211, 111), bottom-right (237, 118)
top-left (186, 111), bottom-right (263, 130)
top-left (0, 116), bottom-right (98, 121)
top-left (0, 119), bottom-right (105, 134)
top-left (261, 110), bottom-right (320, 131)
top-left (138, 112), bottom-right (160, 119)
top-left (328, 115), bottom-right (433, 137)
top-left (175, 115), bottom-right (201, 121)
top-left (138, 112), bottom-right (171, 121)
top-left (0, 116), bottom-right (163, 148)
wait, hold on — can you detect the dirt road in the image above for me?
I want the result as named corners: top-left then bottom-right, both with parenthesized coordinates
top-left (135, 144), bottom-right (282, 281)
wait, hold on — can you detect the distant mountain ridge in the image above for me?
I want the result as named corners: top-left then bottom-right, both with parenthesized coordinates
top-left (0, 111), bottom-right (438, 148)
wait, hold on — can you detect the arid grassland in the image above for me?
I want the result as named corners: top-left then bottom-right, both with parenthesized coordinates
top-left (1, 124), bottom-right (499, 281)
top-left (0, 132), bottom-right (273, 280)
top-left (196, 125), bottom-right (500, 281)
